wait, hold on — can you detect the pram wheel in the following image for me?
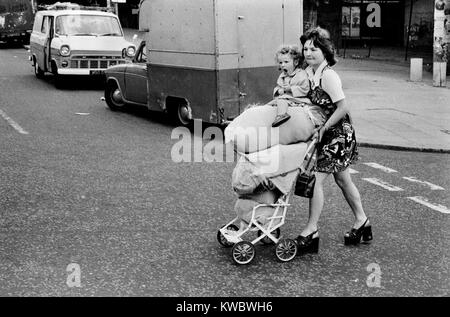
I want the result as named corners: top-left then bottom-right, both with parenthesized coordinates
top-left (232, 241), bottom-right (256, 265)
top-left (275, 238), bottom-right (298, 262)
top-left (258, 228), bottom-right (281, 245)
top-left (217, 224), bottom-right (239, 247)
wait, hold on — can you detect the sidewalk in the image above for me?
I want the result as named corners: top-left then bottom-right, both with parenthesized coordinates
top-left (122, 28), bottom-right (450, 153)
top-left (335, 56), bottom-right (450, 153)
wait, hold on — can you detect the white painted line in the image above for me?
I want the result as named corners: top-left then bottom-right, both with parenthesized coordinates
top-left (402, 177), bottom-right (445, 191)
top-left (0, 109), bottom-right (29, 135)
top-left (348, 168), bottom-right (359, 174)
top-left (75, 113), bottom-right (90, 115)
top-left (363, 162), bottom-right (398, 173)
top-left (362, 178), bottom-right (404, 191)
top-left (407, 196), bottom-right (450, 214)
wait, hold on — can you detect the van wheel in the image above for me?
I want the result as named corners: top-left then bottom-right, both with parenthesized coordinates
top-left (105, 82), bottom-right (126, 111)
top-left (34, 61), bottom-right (44, 79)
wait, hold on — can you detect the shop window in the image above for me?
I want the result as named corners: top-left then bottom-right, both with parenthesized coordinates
top-left (342, 6), bottom-right (360, 37)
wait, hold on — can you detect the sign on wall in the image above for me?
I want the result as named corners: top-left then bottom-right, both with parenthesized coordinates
top-left (341, 0), bottom-right (402, 43)
top-left (342, 6), bottom-right (361, 37)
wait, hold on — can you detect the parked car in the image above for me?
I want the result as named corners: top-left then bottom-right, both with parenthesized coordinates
top-left (0, 0), bottom-right (34, 44)
top-left (104, 40), bottom-right (148, 110)
top-left (29, 3), bottom-right (135, 87)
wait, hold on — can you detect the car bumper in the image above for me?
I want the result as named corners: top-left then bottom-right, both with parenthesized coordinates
top-left (57, 69), bottom-right (105, 75)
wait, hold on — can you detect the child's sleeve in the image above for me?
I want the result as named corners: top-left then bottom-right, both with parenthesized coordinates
top-left (290, 70), bottom-right (310, 97)
top-left (273, 74), bottom-right (284, 97)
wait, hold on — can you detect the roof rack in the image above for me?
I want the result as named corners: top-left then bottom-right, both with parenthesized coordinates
top-left (37, 2), bottom-right (114, 12)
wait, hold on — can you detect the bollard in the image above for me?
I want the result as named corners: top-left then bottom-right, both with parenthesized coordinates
top-left (433, 62), bottom-right (447, 87)
top-left (410, 58), bottom-right (423, 82)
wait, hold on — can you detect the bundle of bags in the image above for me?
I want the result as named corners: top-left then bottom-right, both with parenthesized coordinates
top-left (224, 104), bottom-right (315, 153)
top-left (226, 105), bottom-right (312, 225)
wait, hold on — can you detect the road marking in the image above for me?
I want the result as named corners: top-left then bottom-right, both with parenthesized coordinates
top-left (402, 177), bottom-right (445, 191)
top-left (363, 162), bottom-right (398, 173)
top-left (407, 196), bottom-right (450, 214)
top-left (362, 178), bottom-right (403, 191)
top-left (75, 113), bottom-right (90, 115)
top-left (0, 109), bottom-right (29, 135)
top-left (349, 168), bottom-right (359, 174)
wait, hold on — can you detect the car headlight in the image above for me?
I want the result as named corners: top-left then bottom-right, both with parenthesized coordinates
top-left (60, 45), bottom-right (71, 57)
top-left (126, 46), bottom-right (136, 57)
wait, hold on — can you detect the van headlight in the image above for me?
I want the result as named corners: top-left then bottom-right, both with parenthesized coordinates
top-left (60, 45), bottom-right (71, 57)
top-left (126, 46), bottom-right (136, 57)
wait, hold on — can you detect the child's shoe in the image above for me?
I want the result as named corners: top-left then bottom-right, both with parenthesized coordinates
top-left (272, 113), bottom-right (291, 127)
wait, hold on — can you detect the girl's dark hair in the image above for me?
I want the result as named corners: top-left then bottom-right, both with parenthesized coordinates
top-left (300, 27), bottom-right (337, 66)
top-left (275, 45), bottom-right (304, 68)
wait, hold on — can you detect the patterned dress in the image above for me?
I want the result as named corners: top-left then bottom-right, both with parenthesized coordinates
top-left (307, 73), bottom-right (359, 173)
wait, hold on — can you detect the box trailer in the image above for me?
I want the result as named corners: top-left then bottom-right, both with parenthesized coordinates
top-left (138, 0), bottom-right (303, 125)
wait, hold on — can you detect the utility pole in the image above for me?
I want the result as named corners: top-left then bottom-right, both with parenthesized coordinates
top-left (433, 0), bottom-right (449, 87)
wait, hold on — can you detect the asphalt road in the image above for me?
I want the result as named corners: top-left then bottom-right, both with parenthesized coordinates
top-left (0, 45), bottom-right (449, 297)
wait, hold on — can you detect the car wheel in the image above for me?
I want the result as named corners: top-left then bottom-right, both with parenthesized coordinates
top-left (105, 81), bottom-right (126, 111)
top-left (34, 61), bottom-right (44, 79)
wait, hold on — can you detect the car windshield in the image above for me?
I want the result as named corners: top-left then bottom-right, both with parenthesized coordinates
top-left (55, 14), bottom-right (122, 36)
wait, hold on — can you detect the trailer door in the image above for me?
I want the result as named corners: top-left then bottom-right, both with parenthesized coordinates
top-left (235, 0), bottom-right (301, 110)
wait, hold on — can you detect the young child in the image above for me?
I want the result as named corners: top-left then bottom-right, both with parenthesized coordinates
top-left (271, 45), bottom-right (312, 127)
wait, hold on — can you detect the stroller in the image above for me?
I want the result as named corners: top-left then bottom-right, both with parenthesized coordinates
top-left (217, 138), bottom-right (317, 265)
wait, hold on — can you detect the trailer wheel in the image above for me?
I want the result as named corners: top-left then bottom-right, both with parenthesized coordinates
top-left (105, 81), bottom-right (126, 111)
top-left (176, 103), bottom-right (191, 126)
top-left (167, 97), bottom-right (192, 126)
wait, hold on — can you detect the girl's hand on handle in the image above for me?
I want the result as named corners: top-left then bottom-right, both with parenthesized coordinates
top-left (311, 126), bottom-right (326, 142)
top-left (318, 126), bottom-right (326, 142)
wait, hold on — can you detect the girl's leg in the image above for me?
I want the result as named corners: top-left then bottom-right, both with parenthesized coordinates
top-left (333, 169), bottom-right (368, 228)
top-left (276, 99), bottom-right (289, 116)
top-left (298, 172), bottom-right (330, 237)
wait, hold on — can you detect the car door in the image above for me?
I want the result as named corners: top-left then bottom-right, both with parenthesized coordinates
top-left (36, 15), bottom-right (49, 70)
top-left (43, 15), bottom-right (54, 72)
top-left (124, 41), bottom-right (147, 105)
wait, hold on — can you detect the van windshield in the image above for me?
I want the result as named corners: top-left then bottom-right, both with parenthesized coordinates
top-left (55, 15), bottom-right (122, 36)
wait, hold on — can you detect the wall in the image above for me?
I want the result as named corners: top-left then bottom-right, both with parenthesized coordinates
top-left (404, 0), bottom-right (434, 47)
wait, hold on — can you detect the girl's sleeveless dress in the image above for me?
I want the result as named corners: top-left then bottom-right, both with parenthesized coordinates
top-left (307, 73), bottom-right (359, 173)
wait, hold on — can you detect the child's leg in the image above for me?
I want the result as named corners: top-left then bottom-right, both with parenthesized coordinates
top-left (272, 99), bottom-right (291, 127)
top-left (276, 99), bottom-right (289, 116)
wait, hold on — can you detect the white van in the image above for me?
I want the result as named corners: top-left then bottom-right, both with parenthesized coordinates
top-left (30, 3), bottom-right (135, 86)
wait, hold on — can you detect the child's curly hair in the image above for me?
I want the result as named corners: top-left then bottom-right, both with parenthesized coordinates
top-left (275, 45), bottom-right (304, 69)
